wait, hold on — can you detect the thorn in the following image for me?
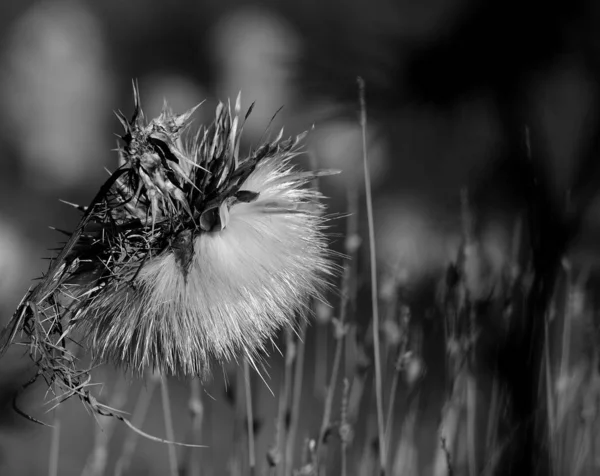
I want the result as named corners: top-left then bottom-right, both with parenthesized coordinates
top-left (59, 199), bottom-right (87, 212)
top-left (294, 130), bottom-right (309, 146)
top-left (114, 110), bottom-right (129, 132)
top-left (48, 226), bottom-right (71, 237)
top-left (172, 102), bottom-right (204, 134)
top-left (274, 127), bottom-right (285, 143)
top-left (215, 102), bottom-right (225, 121)
top-left (132, 79), bottom-right (140, 108)
top-left (244, 102), bottom-right (255, 121)
top-left (116, 143), bottom-right (127, 167)
top-left (235, 91), bottom-right (242, 114)
top-left (131, 78), bottom-right (144, 126)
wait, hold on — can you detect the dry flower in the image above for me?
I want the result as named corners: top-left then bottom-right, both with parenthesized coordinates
top-left (0, 83), bottom-right (337, 416)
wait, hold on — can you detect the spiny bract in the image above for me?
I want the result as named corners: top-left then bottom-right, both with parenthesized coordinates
top-left (1, 84), bottom-right (336, 388)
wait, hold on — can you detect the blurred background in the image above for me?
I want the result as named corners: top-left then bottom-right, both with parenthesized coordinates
top-left (1, 0), bottom-right (600, 475)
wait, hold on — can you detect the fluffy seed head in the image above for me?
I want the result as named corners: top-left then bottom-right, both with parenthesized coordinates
top-left (3, 84), bottom-right (336, 384)
top-left (74, 87), bottom-right (336, 376)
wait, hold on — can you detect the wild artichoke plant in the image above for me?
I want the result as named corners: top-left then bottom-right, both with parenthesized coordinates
top-left (0, 83), bottom-right (336, 418)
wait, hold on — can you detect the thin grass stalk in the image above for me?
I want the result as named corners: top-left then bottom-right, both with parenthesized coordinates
top-left (545, 302), bottom-right (560, 470)
top-left (340, 378), bottom-right (351, 476)
top-left (233, 363), bottom-right (246, 472)
top-left (548, 268), bottom-right (567, 470)
top-left (466, 307), bottom-right (478, 476)
top-left (114, 373), bottom-right (159, 476)
top-left (435, 252), bottom-right (465, 476)
top-left (463, 190), bottom-right (477, 476)
top-left (243, 358), bottom-right (256, 476)
top-left (270, 378), bottom-right (287, 472)
top-left (181, 378), bottom-right (204, 475)
top-left (384, 353), bottom-right (402, 474)
top-left (560, 263), bottom-right (573, 384)
top-left (317, 316), bottom-right (344, 468)
top-left (384, 355), bottom-right (415, 475)
top-left (307, 149), bottom-right (329, 404)
top-left (466, 371), bottom-right (477, 476)
top-left (314, 320), bottom-right (328, 400)
top-left (206, 389), bottom-right (214, 476)
top-left (277, 329), bottom-right (295, 476)
top-left (344, 191), bottom-right (359, 375)
top-left (556, 264), bottom-right (571, 469)
top-left (285, 319), bottom-right (307, 476)
top-left (160, 375), bottom-right (178, 476)
top-left (316, 188), bottom-right (358, 468)
top-left (357, 76), bottom-right (386, 473)
top-left (49, 406), bottom-right (61, 476)
top-left (384, 314), bottom-right (410, 474)
top-left (346, 345), bottom-right (368, 422)
top-left (345, 341), bottom-right (369, 474)
top-left (483, 376), bottom-right (500, 476)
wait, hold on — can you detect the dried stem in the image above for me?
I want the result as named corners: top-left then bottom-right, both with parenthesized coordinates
top-left (276, 329), bottom-right (295, 476)
top-left (285, 319), bottom-right (307, 476)
top-left (316, 188), bottom-right (358, 468)
top-left (357, 76), bottom-right (386, 472)
top-left (340, 378), bottom-right (351, 476)
top-left (181, 378), bottom-right (204, 475)
top-left (466, 370), bottom-right (478, 476)
top-left (383, 365), bottom-right (399, 472)
top-left (244, 358), bottom-right (256, 475)
top-left (483, 377), bottom-right (500, 475)
top-left (314, 319), bottom-right (328, 400)
top-left (317, 313), bottom-right (344, 462)
top-left (161, 375), bottom-right (178, 476)
top-left (384, 325), bottom-right (410, 473)
top-left (49, 406), bottom-right (61, 476)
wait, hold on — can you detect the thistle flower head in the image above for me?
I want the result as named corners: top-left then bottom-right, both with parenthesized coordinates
top-left (2, 84), bottom-right (336, 399)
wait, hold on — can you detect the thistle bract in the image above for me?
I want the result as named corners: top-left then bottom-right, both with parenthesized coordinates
top-left (1, 85), bottom-right (335, 405)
